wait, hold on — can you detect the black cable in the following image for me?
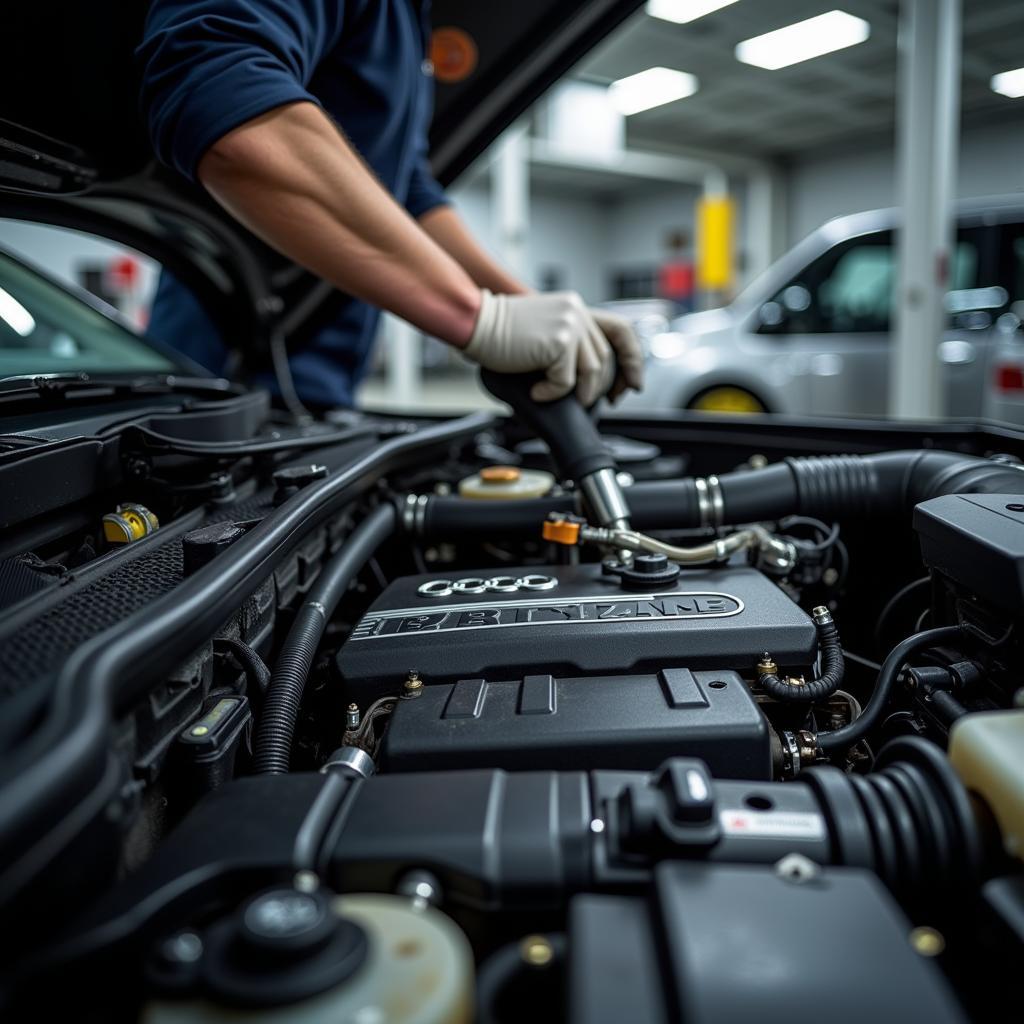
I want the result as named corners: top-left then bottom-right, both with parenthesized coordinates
top-left (759, 611), bottom-right (845, 703)
top-left (874, 576), bottom-right (930, 652)
top-left (253, 504), bottom-right (396, 774)
top-left (269, 329), bottom-right (314, 425)
top-left (214, 638), bottom-right (272, 698)
top-left (817, 625), bottom-right (962, 757)
top-left (777, 515), bottom-right (839, 550)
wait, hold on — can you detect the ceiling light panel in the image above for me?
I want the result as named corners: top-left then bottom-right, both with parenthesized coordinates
top-left (609, 67), bottom-right (700, 115)
top-left (646, 0), bottom-right (742, 24)
top-left (735, 10), bottom-right (871, 71)
top-left (991, 68), bottom-right (1024, 99)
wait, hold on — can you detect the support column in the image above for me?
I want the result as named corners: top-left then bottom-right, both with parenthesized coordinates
top-left (745, 168), bottom-right (786, 289)
top-left (890, 0), bottom-right (961, 419)
top-left (492, 121), bottom-right (530, 281)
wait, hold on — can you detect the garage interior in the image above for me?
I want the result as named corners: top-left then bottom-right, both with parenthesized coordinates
top-left (2, 0), bottom-right (1024, 417)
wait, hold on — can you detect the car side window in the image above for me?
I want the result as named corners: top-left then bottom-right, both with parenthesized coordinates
top-left (996, 221), bottom-right (1024, 334)
top-left (759, 228), bottom-right (981, 335)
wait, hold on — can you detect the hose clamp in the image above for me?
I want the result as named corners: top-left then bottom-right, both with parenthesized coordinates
top-left (706, 475), bottom-right (725, 526)
top-left (694, 476), bottom-right (725, 528)
top-left (402, 493), bottom-right (429, 537)
top-left (694, 477), bottom-right (711, 528)
top-left (779, 730), bottom-right (802, 778)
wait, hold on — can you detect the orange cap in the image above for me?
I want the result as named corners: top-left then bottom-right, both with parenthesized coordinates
top-left (542, 518), bottom-right (581, 545)
top-left (480, 465), bottom-right (521, 484)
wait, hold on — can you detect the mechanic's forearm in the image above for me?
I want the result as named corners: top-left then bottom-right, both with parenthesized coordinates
top-left (197, 102), bottom-right (480, 346)
top-left (419, 205), bottom-right (530, 296)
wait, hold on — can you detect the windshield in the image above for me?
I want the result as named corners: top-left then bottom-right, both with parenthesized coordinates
top-left (0, 248), bottom-right (178, 379)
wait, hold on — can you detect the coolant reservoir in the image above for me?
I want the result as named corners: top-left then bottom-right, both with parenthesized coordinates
top-left (143, 894), bottom-right (473, 1024)
top-left (458, 465), bottom-right (555, 500)
top-left (949, 709), bottom-right (1024, 860)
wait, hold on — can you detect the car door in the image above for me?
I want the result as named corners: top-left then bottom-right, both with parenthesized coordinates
top-left (753, 227), bottom-right (988, 418)
top-left (982, 217), bottom-right (1024, 424)
top-left (940, 225), bottom-right (998, 419)
top-left (752, 230), bottom-right (895, 417)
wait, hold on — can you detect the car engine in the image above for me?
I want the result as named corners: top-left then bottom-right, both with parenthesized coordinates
top-left (0, 373), bottom-right (1022, 1022)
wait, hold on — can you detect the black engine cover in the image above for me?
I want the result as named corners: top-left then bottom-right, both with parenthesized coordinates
top-left (336, 563), bottom-right (816, 701)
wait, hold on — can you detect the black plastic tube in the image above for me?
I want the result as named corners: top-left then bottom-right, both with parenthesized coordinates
top-left (760, 614), bottom-right (844, 704)
top-left (418, 450), bottom-right (1024, 537)
top-left (817, 625), bottom-right (962, 756)
top-left (254, 503), bottom-right (396, 774)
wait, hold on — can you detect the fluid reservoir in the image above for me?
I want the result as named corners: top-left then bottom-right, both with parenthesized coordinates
top-left (949, 709), bottom-right (1024, 861)
top-left (458, 464), bottom-right (552, 499)
top-left (143, 893), bottom-right (473, 1024)
top-left (458, 465), bottom-right (554, 501)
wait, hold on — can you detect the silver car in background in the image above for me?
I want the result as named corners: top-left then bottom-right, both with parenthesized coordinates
top-left (618, 195), bottom-right (1024, 422)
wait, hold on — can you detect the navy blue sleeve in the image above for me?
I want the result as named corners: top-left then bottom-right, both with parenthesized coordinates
top-left (137, 0), bottom-right (346, 181)
top-left (403, 74), bottom-right (449, 219)
top-left (405, 155), bottom-right (449, 219)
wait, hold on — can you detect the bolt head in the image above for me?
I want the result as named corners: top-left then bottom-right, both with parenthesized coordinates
top-left (520, 935), bottom-right (554, 967)
top-left (909, 926), bottom-right (945, 957)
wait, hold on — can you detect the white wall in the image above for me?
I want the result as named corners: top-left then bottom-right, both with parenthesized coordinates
top-left (449, 182), bottom-right (611, 302)
top-left (605, 184), bottom-right (699, 266)
top-left (786, 121), bottom-right (1024, 246)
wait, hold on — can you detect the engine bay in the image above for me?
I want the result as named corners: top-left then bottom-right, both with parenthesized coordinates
top-left (1, 380), bottom-right (1023, 1022)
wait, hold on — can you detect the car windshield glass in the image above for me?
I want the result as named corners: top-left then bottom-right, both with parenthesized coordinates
top-left (0, 249), bottom-right (178, 378)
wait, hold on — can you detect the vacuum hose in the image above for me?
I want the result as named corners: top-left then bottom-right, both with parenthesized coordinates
top-left (816, 624), bottom-right (962, 757)
top-left (415, 449), bottom-right (1024, 537)
top-left (253, 503), bottom-right (396, 774)
top-left (759, 606), bottom-right (844, 703)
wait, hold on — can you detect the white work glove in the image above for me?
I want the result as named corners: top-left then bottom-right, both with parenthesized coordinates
top-left (590, 306), bottom-right (645, 402)
top-left (464, 290), bottom-right (641, 405)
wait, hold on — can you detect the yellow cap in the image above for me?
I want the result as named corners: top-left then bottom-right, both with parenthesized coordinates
top-left (542, 518), bottom-right (581, 546)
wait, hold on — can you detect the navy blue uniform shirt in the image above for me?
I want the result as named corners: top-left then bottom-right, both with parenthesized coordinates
top-left (137, 0), bottom-right (447, 406)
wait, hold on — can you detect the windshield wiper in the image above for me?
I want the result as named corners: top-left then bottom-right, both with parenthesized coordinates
top-left (0, 373), bottom-right (242, 406)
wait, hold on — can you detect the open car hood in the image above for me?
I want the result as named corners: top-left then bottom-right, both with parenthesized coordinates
top-left (0, 1), bottom-right (642, 359)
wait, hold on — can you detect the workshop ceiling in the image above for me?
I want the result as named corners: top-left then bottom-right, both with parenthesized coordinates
top-left (576, 0), bottom-right (1024, 160)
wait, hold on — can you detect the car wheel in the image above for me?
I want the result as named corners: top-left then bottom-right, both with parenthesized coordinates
top-left (686, 385), bottom-right (768, 414)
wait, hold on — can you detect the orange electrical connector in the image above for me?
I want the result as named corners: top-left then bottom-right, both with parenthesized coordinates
top-left (542, 518), bottom-right (581, 546)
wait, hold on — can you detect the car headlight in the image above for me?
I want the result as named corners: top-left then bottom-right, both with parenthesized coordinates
top-left (649, 331), bottom-right (689, 361)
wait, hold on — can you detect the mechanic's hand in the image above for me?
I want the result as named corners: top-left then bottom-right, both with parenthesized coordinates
top-left (464, 290), bottom-right (614, 405)
top-left (589, 307), bottom-right (644, 402)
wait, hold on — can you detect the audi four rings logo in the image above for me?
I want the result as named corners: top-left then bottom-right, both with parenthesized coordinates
top-left (417, 574), bottom-right (558, 598)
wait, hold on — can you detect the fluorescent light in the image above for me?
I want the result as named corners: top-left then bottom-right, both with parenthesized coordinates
top-left (735, 10), bottom-right (870, 70)
top-left (0, 286), bottom-right (35, 337)
top-left (646, 0), bottom-right (741, 24)
top-left (991, 68), bottom-right (1024, 98)
top-left (609, 67), bottom-right (699, 115)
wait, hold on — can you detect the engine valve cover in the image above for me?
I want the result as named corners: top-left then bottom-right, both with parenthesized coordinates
top-left (337, 563), bottom-right (816, 701)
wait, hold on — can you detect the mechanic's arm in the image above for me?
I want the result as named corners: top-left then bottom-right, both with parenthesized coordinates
top-left (199, 102), bottom-right (481, 346)
top-left (198, 103), bottom-right (632, 402)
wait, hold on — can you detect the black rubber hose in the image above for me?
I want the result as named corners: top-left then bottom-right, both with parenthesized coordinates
top-left (253, 504), bottom-right (396, 774)
top-left (420, 482), bottom-right (701, 536)
top-left (817, 625), bottom-right (962, 756)
top-left (760, 612), bottom-right (844, 704)
top-left (417, 450), bottom-right (1024, 537)
top-left (214, 638), bottom-right (272, 697)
